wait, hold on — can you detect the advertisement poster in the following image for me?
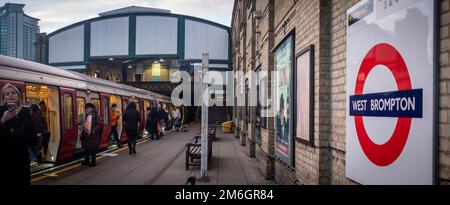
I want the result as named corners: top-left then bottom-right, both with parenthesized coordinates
top-left (274, 34), bottom-right (293, 165)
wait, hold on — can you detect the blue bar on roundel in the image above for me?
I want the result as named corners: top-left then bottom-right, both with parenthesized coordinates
top-left (349, 89), bottom-right (423, 118)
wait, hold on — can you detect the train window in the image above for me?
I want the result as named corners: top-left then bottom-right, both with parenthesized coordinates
top-left (64, 94), bottom-right (73, 130)
top-left (91, 98), bottom-right (100, 111)
top-left (110, 95), bottom-right (123, 141)
top-left (76, 97), bottom-right (86, 150)
top-left (77, 97), bottom-right (86, 122)
top-left (103, 97), bottom-right (110, 124)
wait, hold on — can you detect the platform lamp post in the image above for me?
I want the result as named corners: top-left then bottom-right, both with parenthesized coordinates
top-left (200, 53), bottom-right (209, 181)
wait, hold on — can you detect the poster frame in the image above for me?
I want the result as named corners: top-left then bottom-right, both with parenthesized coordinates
top-left (294, 44), bottom-right (315, 146)
top-left (272, 29), bottom-right (295, 167)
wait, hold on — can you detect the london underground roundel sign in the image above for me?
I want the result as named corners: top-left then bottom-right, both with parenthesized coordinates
top-left (346, 0), bottom-right (435, 185)
top-left (352, 43), bottom-right (420, 167)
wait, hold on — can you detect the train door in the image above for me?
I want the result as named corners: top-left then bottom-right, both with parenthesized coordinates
top-left (25, 84), bottom-right (61, 164)
top-left (75, 91), bottom-right (100, 152)
top-left (59, 88), bottom-right (77, 163)
top-left (99, 93), bottom-right (111, 150)
top-left (121, 96), bottom-right (129, 143)
top-left (110, 95), bottom-right (123, 147)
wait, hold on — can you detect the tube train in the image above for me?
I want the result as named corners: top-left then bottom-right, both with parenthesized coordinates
top-left (0, 55), bottom-right (184, 166)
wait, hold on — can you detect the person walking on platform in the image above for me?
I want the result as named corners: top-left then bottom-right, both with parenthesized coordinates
top-left (110, 103), bottom-right (121, 147)
top-left (0, 83), bottom-right (38, 188)
top-left (123, 102), bottom-right (140, 154)
top-left (80, 103), bottom-right (102, 167)
top-left (173, 107), bottom-right (181, 131)
top-left (157, 104), bottom-right (166, 137)
top-left (146, 106), bottom-right (159, 140)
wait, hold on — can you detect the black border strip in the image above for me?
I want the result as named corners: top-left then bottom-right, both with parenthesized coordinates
top-left (433, 0), bottom-right (439, 185)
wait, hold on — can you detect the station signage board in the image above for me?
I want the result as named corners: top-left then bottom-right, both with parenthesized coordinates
top-left (346, 0), bottom-right (436, 184)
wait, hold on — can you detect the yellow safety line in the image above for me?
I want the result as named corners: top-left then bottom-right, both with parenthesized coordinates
top-left (31, 163), bottom-right (80, 183)
top-left (31, 175), bottom-right (48, 183)
top-left (32, 139), bottom-right (150, 183)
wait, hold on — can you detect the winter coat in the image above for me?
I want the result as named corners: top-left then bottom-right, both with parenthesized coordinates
top-left (80, 110), bottom-right (102, 150)
top-left (31, 111), bottom-right (45, 134)
top-left (157, 108), bottom-right (166, 121)
top-left (123, 109), bottom-right (141, 131)
top-left (146, 107), bottom-right (159, 135)
top-left (0, 105), bottom-right (38, 188)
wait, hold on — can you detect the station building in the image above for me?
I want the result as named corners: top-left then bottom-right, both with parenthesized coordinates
top-left (46, 6), bottom-right (230, 81)
top-left (232, 0), bottom-right (450, 185)
top-left (46, 6), bottom-right (232, 123)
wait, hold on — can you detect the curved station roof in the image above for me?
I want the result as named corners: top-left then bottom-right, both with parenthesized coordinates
top-left (46, 6), bottom-right (231, 72)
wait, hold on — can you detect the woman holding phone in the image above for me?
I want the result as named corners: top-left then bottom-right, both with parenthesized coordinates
top-left (0, 83), bottom-right (38, 188)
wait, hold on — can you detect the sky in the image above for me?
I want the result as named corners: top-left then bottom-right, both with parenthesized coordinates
top-left (1, 0), bottom-right (234, 33)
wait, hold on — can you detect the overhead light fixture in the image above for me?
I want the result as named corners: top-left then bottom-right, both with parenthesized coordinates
top-left (128, 65), bottom-right (133, 69)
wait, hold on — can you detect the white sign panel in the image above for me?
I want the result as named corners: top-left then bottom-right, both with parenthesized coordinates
top-left (346, 0), bottom-right (435, 185)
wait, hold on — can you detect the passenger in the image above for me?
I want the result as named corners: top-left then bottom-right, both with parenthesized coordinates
top-left (146, 106), bottom-right (159, 140)
top-left (145, 106), bottom-right (152, 139)
top-left (123, 102), bottom-right (140, 154)
top-left (145, 106), bottom-right (151, 122)
top-left (29, 104), bottom-right (44, 163)
top-left (110, 103), bottom-right (121, 147)
top-left (157, 104), bottom-right (166, 137)
top-left (0, 83), bottom-right (38, 188)
top-left (39, 101), bottom-right (50, 157)
top-left (165, 108), bottom-right (171, 131)
top-left (173, 107), bottom-right (181, 131)
top-left (80, 103), bottom-right (102, 167)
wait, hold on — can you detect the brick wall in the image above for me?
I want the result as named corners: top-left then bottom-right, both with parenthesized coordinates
top-left (328, 0), bottom-right (360, 185)
top-left (254, 0), bottom-right (276, 180)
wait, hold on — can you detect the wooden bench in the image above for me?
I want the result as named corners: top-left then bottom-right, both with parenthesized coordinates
top-left (185, 134), bottom-right (213, 170)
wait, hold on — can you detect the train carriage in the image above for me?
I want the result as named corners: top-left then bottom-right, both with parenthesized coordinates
top-left (0, 55), bottom-right (180, 169)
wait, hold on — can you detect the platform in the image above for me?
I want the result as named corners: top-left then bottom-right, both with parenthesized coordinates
top-left (32, 125), bottom-right (276, 185)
